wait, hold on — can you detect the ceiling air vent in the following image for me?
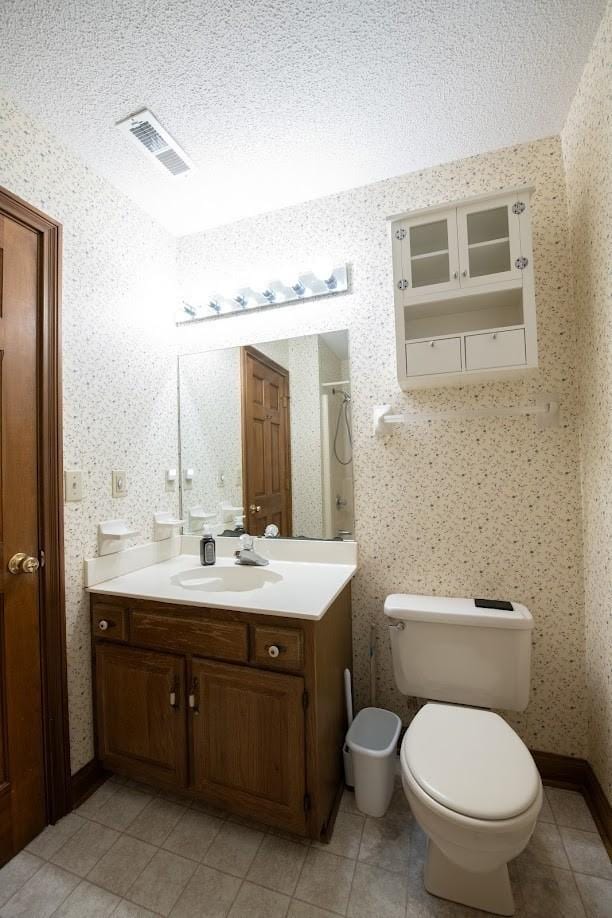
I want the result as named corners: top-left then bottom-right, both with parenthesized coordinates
top-left (116, 108), bottom-right (194, 177)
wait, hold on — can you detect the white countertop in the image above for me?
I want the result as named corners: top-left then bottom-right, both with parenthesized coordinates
top-left (87, 553), bottom-right (356, 620)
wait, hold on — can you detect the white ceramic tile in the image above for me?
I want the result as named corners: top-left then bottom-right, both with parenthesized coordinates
top-left (294, 849), bottom-right (355, 915)
top-left (51, 880), bottom-right (120, 917)
top-left (163, 809), bottom-right (223, 862)
top-left (313, 812), bottom-right (364, 860)
top-left (227, 882), bottom-right (290, 918)
top-left (168, 864), bottom-right (241, 918)
top-left (546, 788), bottom-right (598, 832)
top-left (0, 852), bottom-right (44, 908)
top-left (26, 814), bottom-right (86, 861)
top-left (126, 850), bottom-right (197, 916)
top-left (559, 827), bottom-right (612, 879)
top-left (50, 820), bottom-right (120, 877)
top-left (87, 835), bottom-right (157, 897)
top-left (247, 835), bottom-right (308, 896)
top-left (347, 862), bottom-right (407, 918)
top-left (202, 823), bottom-right (264, 878)
top-left (125, 798), bottom-right (186, 847)
top-left (574, 872), bottom-right (612, 918)
top-left (0, 862), bottom-right (79, 918)
top-left (516, 860), bottom-right (586, 918)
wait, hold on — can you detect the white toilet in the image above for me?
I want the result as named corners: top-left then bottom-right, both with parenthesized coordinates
top-left (384, 594), bottom-right (543, 917)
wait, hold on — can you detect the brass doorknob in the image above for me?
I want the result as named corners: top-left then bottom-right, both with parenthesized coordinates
top-left (249, 505), bottom-right (262, 513)
top-left (8, 553), bottom-right (40, 574)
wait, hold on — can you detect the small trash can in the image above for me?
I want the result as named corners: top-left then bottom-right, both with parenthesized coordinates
top-left (346, 707), bottom-right (402, 817)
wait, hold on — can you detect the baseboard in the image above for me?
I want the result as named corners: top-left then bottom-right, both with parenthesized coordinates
top-left (532, 749), bottom-right (611, 852)
top-left (70, 759), bottom-right (108, 809)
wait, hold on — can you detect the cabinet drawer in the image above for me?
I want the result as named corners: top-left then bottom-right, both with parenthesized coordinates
top-left (252, 625), bottom-right (304, 671)
top-left (405, 337), bottom-right (462, 376)
top-left (131, 611), bottom-right (248, 662)
top-left (465, 328), bottom-right (526, 370)
top-left (92, 603), bottom-right (128, 642)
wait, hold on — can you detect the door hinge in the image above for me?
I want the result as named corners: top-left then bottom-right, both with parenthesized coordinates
top-left (303, 792), bottom-right (311, 813)
top-left (302, 690), bottom-right (309, 710)
top-left (397, 279), bottom-right (409, 290)
top-left (515, 256), bottom-right (529, 270)
top-left (394, 227), bottom-right (406, 240)
top-left (512, 201), bottom-right (526, 215)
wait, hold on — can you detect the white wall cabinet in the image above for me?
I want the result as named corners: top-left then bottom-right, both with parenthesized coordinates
top-left (391, 187), bottom-right (538, 389)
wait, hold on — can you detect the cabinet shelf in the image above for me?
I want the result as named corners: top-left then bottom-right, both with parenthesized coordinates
top-left (467, 236), bottom-right (509, 249)
top-left (410, 248), bottom-right (449, 261)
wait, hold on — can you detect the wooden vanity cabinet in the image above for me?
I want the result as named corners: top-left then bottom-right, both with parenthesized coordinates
top-left (90, 586), bottom-right (352, 841)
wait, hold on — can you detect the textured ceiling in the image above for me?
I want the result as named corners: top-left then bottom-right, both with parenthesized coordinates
top-left (0, 1), bottom-right (606, 235)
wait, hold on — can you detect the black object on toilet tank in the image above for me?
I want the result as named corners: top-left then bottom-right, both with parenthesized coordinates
top-left (474, 598), bottom-right (514, 611)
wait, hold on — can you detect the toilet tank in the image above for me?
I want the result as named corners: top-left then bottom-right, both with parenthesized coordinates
top-left (384, 594), bottom-right (533, 712)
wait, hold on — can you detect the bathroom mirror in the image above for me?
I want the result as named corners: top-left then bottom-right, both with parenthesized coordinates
top-left (178, 330), bottom-right (354, 540)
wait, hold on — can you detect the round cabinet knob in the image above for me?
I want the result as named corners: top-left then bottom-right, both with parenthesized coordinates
top-left (267, 645), bottom-right (280, 658)
top-left (462, 270), bottom-right (468, 277)
top-left (249, 504), bottom-right (262, 513)
top-left (98, 620), bottom-right (109, 631)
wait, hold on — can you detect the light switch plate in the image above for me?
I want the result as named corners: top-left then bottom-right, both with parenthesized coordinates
top-left (112, 470), bottom-right (127, 498)
top-left (64, 469), bottom-right (83, 502)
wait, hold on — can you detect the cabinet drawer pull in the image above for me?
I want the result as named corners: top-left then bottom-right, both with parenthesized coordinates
top-left (98, 619), bottom-right (110, 631)
top-left (267, 644), bottom-right (285, 658)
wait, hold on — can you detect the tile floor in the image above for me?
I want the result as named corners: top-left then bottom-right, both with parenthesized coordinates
top-left (0, 777), bottom-right (609, 917)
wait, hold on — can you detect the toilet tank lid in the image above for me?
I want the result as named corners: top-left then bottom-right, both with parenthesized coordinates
top-left (384, 594), bottom-right (533, 629)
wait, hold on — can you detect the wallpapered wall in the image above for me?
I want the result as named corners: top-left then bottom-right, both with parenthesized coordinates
top-left (177, 135), bottom-right (587, 761)
top-left (0, 92), bottom-right (179, 772)
top-left (0, 87), bottom-right (595, 776)
top-left (562, 1), bottom-right (612, 801)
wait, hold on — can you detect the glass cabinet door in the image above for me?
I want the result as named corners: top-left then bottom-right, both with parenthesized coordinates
top-left (456, 196), bottom-right (523, 288)
top-left (394, 210), bottom-right (460, 300)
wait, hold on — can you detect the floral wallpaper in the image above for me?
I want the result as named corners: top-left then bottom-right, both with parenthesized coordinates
top-left (562, 0), bottom-right (612, 802)
top-left (177, 134), bottom-right (588, 761)
top-left (0, 91), bottom-right (179, 773)
top-left (0, 82), bottom-right (599, 778)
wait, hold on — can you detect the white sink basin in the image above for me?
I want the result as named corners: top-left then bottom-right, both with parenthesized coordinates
top-left (171, 564), bottom-right (283, 593)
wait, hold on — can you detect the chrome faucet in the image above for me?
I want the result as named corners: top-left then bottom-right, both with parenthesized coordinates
top-left (234, 533), bottom-right (269, 566)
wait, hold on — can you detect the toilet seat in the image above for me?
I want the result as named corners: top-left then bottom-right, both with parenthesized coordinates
top-left (402, 703), bottom-right (540, 821)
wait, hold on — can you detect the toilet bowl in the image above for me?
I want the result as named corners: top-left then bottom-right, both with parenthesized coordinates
top-left (400, 703), bottom-right (542, 916)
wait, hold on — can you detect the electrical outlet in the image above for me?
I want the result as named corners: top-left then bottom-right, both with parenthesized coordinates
top-left (112, 470), bottom-right (127, 498)
top-left (64, 469), bottom-right (83, 502)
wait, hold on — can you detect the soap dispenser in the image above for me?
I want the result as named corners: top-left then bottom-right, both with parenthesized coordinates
top-left (200, 525), bottom-right (216, 566)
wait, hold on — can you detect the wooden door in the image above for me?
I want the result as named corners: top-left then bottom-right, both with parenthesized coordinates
top-left (241, 347), bottom-right (292, 536)
top-left (190, 658), bottom-right (306, 834)
top-left (95, 644), bottom-right (188, 789)
top-left (0, 213), bottom-right (46, 862)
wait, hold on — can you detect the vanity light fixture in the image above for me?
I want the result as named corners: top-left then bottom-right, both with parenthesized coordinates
top-left (176, 262), bottom-right (349, 324)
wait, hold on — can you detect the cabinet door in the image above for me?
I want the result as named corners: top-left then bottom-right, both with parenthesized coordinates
top-left (394, 210), bottom-right (460, 301)
top-left (190, 659), bottom-right (306, 833)
top-left (96, 643), bottom-right (187, 788)
top-left (456, 195), bottom-right (523, 288)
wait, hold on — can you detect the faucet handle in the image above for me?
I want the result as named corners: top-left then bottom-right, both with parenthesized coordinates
top-left (240, 533), bottom-right (254, 551)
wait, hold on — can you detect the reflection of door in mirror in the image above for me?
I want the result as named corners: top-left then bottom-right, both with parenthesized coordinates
top-left (241, 347), bottom-right (292, 536)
